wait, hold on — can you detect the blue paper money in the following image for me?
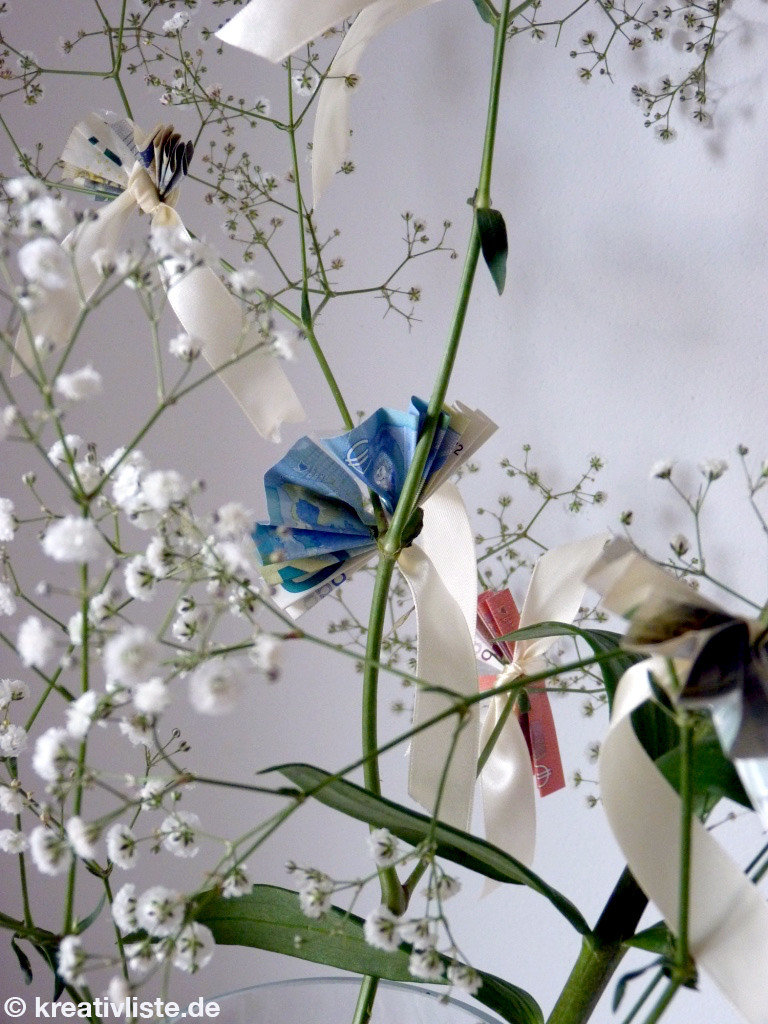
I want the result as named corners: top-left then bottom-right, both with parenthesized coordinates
top-left (252, 400), bottom-right (497, 617)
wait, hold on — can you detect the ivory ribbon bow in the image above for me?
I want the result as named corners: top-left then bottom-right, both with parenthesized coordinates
top-left (216, 0), bottom-right (443, 204)
top-left (14, 116), bottom-right (304, 440)
top-left (586, 539), bottom-right (768, 1023)
top-left (478, 533), bottom-right (610, 866)
top-left (403, 481), bottom-right (480, 831)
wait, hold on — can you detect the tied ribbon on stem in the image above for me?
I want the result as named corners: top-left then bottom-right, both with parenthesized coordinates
top-left (586, 538), bottom-right (768, 1024)
top-left (14, 114), bottom-right (304, 440)
top-left (215, 0), bottom-right (444, 205)
top-left (252, 399), bottom-right (497, 829)
top-left (476, 534), bottom-right (610, 867)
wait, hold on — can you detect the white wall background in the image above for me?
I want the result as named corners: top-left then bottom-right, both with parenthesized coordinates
top-left (1, 0), bottom-right (768, 1021)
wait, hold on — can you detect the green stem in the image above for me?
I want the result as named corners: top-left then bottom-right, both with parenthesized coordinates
top-left (351, 975), bottom-right (380, 1024)
top-left (286, 58), bottom-right (353, 430)
top-left (546, 867), bottom-right (648, 1024)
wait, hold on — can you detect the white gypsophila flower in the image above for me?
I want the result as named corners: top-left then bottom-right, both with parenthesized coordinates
top-left (208, 537), bottom-right (256, 577)
top-left (54, 365), bottom-right (102, 402)
top-left (139, 776), bottom-right (167, 809)
top-left (188, 660), bottom-right (243, 715)
top-left (700, 458), bottom-right (728, 481)
top-left (364, 905), bottom-right (401, 951)
top-left (58, 935), bottom-right (87, 987)
top-left (136, 885), bottom-right (184, 937)
top-left (133, 677), bottom-right (169, 715)
top-left (33, 727), bottom-right (72, 781)
top-left (0, 786), bottom-right (24, 815)
top-left (103, 625), bottom-right (163, 686)
top-left (125, 940), bottom-right (155, 975)
top-left (5, 176), bottom-right (43, 203)
top-left (214, 502), bottom-right (253, 540)
top-left (172, 923), bottom-right (214, 973)
top-left (20, 195), bottom-right (75, 239)
top-left (291, 68), bottom-right (319, 96)
top-left (168, 331), bottom-right (200, 360)
top-left (71, 459), bottom-right (102, 492)
top-left (89, 589), bottom-right (114, 625)
top-left (29, 825), bottom-right (70, 875)
top-left (160, 810), bottom-right (200, 858)
top-left (228, 267), bottom-right (262, 296)
top-left (367, 827), bottom-right (400, 868)
top-left (298, 880), bottom-right (333, 919)
top-left (249, 633), bottom-right (282, 682)
top-left (397, 917), bottom-right (436, 950)
top-left (271, 329), bottom-right (296, 361)
top-left (172, 607), bottom-right (207, 642)
top-left (119, 714), bottom-right (154, 747)
top-left (124, 556), bottom-right (157, 602)
top-left (106, 976), bottom-right (129, 1008)
top-left (48, 434), bottom-right (84, 466)
top-left (42, 517), bottom-right (102, 563)
top-left (106, 822), bottom-right (137, 870)
top-left (2, 405), bottom-right (19, 435)
top-left (65, 691), bottom-right (99, 739)
top-left (66, 816), bottom-right (98, 859)
top-left (146, 536), bottom-right (173, 577)
top-left (0, 677), bottom-right (28, 707)
top-left (0, 723), bottom-right (27, 757)
top-left (67, 612), bottom-right (83, 646)
top-left (0, 829), bottom-right (27, 853)
top-left (34, 334), bottom-right (56, 359)
top-left (18, 237), bottom-right (71, 289)
top-left (141, 469), bottom-right (188, 513)
top-left (428, 874), bottom-right (461, 901)
top-left (670, 533), bottom-right (690, 557)
top-left (447, 963), bottom-right (482, 996)
top-left (0, 498), bottom-right (15, 542)
top-left (222, 862), bottom-right (250, 898)
top-left (163, 10), bottom-right (190, 31)
top-left (649, 459), bottom-right (673, 480)
top-left (409, 948), bottom-right (444, 982)
top-left (112, 883), bottom-right (138, 932)
top-left (17, 616), bottom-right (55, 668)
top-left (0, 582), bottom-right (16, 616)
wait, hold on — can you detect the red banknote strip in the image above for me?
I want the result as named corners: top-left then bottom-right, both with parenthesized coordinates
top-left (527, 688), bottom-right (565, 796)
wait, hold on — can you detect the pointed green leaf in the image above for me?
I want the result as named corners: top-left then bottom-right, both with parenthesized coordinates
top-left (468, 0), bottom-right (497, 24)
top-left (612, 959), bottom-right (663, 1012)
top-left (476, 207), bottom-right (508, 294)
top-left (75, 892), bottom-right (106, 935)
top-left (10, 936), bottom-right (33, 985)
top-left (656, 731), bottom-right (750, 809)
top-left (624, 922), bottom-right (672, 955)
top-left (194, 885), bottom-right (543, 1024)
top-left (267, 763), bottom-right (590, 936)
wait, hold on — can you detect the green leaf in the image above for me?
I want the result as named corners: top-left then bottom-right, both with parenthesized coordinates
top-left (476, 207), bottom-right (508, 294)
top-left (468, 0), bottom-right (497, 24)
top-left (612, 959), bottom-right (663, 1012)
top-left (195, 885), bottom-right (543, 1024)
top-left (497, 622), bottom-right (641, 708)
top-left (75, 892), bottom-right (106, 935)
top-left (656, 731), bottom-right (750, 809)
top-left (624, 922), bottom-right (672, 955)
top-left (10, 936), bottom-right (33, 985)
top-left (268, 763), bottom-right (590, 936)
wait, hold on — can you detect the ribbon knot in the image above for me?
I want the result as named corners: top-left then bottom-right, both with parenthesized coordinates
top-left (11, 114), bottom-right (304, 440)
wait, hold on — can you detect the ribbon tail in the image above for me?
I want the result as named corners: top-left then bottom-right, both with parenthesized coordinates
top-left (479, 693), bottom-right (536, 869)
top-left (11, 190), bottom-right (136, 376)
top-left (311, 0), bottom-right (442, 203)
top-left (215, 0), bottom-right (384, 62)
top-left (600, 659), bottom-right (768, 1024)
top-left (401, 487), bottom-right (479, 830)
top-left (154, 208), bottom-right (305, 440)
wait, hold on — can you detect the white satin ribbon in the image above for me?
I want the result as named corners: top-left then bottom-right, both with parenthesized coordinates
top-left (600, 659), bottom-right (768, 1024)
top-left (14, 162), bottom-right (304, 440)
top-left (479, 533), bottom-right (610, 865)
top-left (215, 0), bottom-right (383, 62)
top-left (400, 482), bottom-right (480, 831)
top-left (214, 0), bottom-right (443, 205)
top-left (311, 0), bottom-right (442, 203)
